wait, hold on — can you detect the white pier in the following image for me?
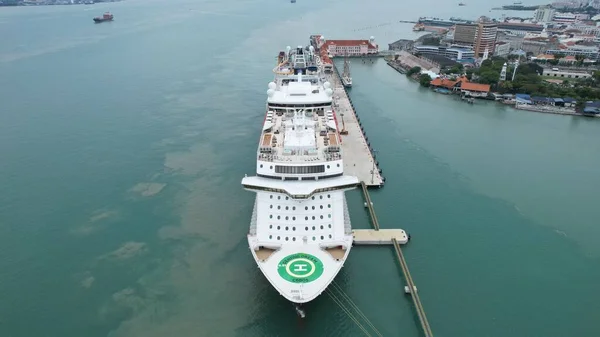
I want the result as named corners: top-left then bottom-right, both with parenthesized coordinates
top-left (353, 229), bottom-right (409, 245)
top-left (327, 64), bottom-right (383, 187)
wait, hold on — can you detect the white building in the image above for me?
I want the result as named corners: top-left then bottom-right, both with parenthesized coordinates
top-left (494, 41), bottom-right (511, 56)
top-left (323, 37), bottom-right (378, 57)
top-left (534, 6), bottom-right (555, 23)
top-left (542, 68), bottom-right (592, 79)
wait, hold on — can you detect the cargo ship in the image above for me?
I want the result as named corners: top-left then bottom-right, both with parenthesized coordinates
top-left (93, 12), bottom-right (113, 23)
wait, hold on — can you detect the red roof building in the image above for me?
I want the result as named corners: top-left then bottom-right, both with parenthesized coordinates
top-left (323, 38), bottom-right (378, 57)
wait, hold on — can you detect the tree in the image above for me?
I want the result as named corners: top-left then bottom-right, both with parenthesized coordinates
top-left (419, 74), bottom-right (432, 87)
top-left (406, 66), bottom-right (421, 77)
top-left (575, 100), bottom-right (586, 112)
top-left (554, 53), bottom-right (566, 60)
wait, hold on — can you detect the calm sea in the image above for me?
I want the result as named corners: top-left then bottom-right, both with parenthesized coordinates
top-left (1, 0), bottom-right (599, 336)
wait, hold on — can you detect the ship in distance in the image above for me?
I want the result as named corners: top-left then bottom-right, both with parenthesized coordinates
top-left (93, 12), bottom-right (113, 23)
top-left (241, 45), bottom-right (358, 316)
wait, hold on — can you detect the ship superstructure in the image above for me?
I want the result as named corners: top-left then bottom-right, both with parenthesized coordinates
top-left (341, 55), bottom-right (352, 88)
top-left (242, 45), bottom-right (358, 308)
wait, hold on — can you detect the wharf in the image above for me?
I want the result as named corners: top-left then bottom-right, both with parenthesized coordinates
top-left (328, 63), bottom-right (384, 187)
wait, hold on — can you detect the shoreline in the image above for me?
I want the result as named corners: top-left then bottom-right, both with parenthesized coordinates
top-left (385, 60), bottom-right (600, 118)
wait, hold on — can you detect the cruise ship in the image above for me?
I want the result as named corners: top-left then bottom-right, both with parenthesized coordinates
top-left (241, 45), bottom-right (358, 315)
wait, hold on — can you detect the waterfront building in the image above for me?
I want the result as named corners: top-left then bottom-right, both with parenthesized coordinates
top-left (323, 37), bottom-right (378, 57)
top-left (388, 39), bottom-right (414, 52)
top-left (460, 82), bottom-right (491, 98)
top-left (453, 22), bottom-right (498, 57)
top-left (413, 45), bottom-right (475, 60)
top-left (534, 6), bottom-right (555, 23)
top-left (496, 22), bottom-right (544, 36)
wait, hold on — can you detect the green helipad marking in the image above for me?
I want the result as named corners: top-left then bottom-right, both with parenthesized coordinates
top-left (277, 253), bottom-right (324, 283)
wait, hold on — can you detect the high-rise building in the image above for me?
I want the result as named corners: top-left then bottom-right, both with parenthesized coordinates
top-left (453, 22), bottom-right (498, 57)
top-left (534, 6), bottom-right (555, 22)
top-left (474, 22), bottom-right (498, 57)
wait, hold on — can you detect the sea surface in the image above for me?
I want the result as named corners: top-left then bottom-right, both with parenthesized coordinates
top-left (1, 0), bottom-right (600, 336)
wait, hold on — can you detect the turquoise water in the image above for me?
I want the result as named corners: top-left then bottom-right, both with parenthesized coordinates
top-left (1, 0), bottom-right (600, 336)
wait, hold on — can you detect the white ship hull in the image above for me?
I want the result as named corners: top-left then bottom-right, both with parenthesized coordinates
top-left (243, 44), bottom-right (358, 307)
top-left (342, 76), bottom-right (352, 88)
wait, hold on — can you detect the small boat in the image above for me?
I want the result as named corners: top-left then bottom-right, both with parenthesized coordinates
top-left (93, 12), bottom-right (113, 23)
top-left (458, 2), bottom-right (466, 5)
top-left (291, 0), bottom-right (296, 3)
top-left (341, 55), bottom-right (352, 88)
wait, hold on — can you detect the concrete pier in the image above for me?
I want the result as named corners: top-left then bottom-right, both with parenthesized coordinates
top-left (353, 229), bottom-right (409, 245)
top-left (327, 63), bottom-right (383, 187)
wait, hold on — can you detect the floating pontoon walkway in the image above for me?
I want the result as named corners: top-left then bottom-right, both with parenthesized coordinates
top-left (355, 181), bottom-right (434, 337)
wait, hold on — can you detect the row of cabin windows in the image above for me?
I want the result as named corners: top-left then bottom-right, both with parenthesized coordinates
top-left (270, 204), bottom-right (331, 210)
top-left (269, 224), bottom-right (332, 231)
top-left (268, 234), bottom-right (333, 241)
top-left (269, 214), bottom-right (332, 220)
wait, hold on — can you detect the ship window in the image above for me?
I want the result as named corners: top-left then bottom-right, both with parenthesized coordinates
top-left (285, 237), bottom-right (289, 241)
top-left (320, 215), bottom-right (324, 219)
top-left (320, 236), bottom-right (324, 240)
top-left (292, 227), bottom-right (296, 231)
top-left (270, 166), bottom-right (273, 169)
top-left (269, 235), bottom-right (272, 239)
top-left (329, 234), bottom-right (332, 239)
top-left (293, 237), bottom-right (296, 241)
top-left (270, 195), bottom-right (273, 199)
top-left (292, 216), bottom-right (296, 221)
top-left (327, 165), bottom-right (330, 169)
top-left (292, 206), bottom-right (296, 210)
top-left (277, 236), bottom-right (280, 240)
top-left (328, 214), bottom-right (331, 218)
top-left (286, 206), bottom-right (289, 210)
top-left (260, 164), bottom-right (263, 168)
top-left (328, 204), bottom-right (331, 208)
top-left (305, 216), bottom-right (308, 220)
top-left (312, 226), bottom-right (315, 230)
top-left (312, 216), bottom-right (315, 220)
top-left (305, 206), bottom-right (308, 210)
top-left (269, 215), bottom-right (273, 219)
top-left (270, 205), bottom-right (273, 209)
top-left (285, 216), bottom-right (289, 220)
top-left (312, 237), bottom-right (316, 241)
top-left (320, 225), bottom-right (324, 229)
top-left (312, 206), bottom-right (315, 210)
top-left (277, 226), bottom-right (280, 230)
top-left (269, 225), bottom-right (272, 229)
top-left (277, 216), bottom-right (281, 220)
top-left (277, 206), bottom-right (281, 210)
top-left (277, 196), bottom-right (281, 200)
top-left (320, 195), bottom-right (323, 199)
top-left (328, 224), bottom-right (332, 228)
top-left (286, 196), bottom-right (289, 200)
top-left (320, 205), bottom-right (323, 209)
top-left (305, 226), bottom-right (308, 231)
top-left (285, 226), bottom-right (289, 230)
top-left (328, 194), bottom-right (331, 198)
top-left (312, 196), bottom-right (315, 200)
top-left (337, 164), bottom-right (340, 167)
